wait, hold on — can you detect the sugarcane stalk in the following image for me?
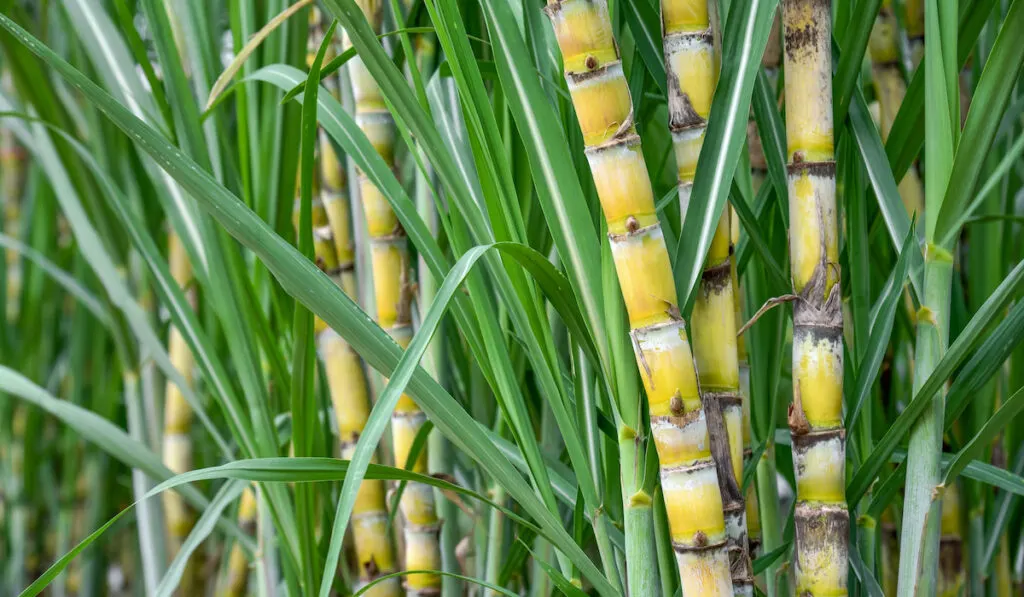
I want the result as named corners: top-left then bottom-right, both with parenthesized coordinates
top-left (898, 246), bottom-right (953, 596)
top-left (341, 5), bottom-right (442, 592)
top-left (303, 19), bottom-right (403, 597)
top-left (220, 486), bottom-right (258, 597)
top-left (162, 232), bottom-right (201, 595)
top-left (659, 1), bottom-right (754, 593)
top-left (544, 1), bottom-right (733, 594)
top-left (780, 1), bottom-right (849, 595)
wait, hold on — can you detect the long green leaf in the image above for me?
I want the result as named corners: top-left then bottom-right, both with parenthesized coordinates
top-left (933, 0), bottom-right (1024, 244)
top-left (847, 259), bottom-right (1024, 505)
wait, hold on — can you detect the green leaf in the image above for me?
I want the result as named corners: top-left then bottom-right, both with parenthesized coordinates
top-left (845, 222), bottom-right (917, 434)
top-left (943, 385), bottom-right (1024, 485)
top-left (944, 298), bottom-right (1024, 430)
top-left (933, 0), bottom-right (1024, 244)
top-left (317, 243), bottom-right (614, 597)
top-left (0, 100), bottom-right (232, 459)
top-left (847, 259), bottom-right (1024, 505)
top-left (848, 89), bottom-right (923, 297)
top-left (752, 541), bottom-right (790, 576)
top-left (619, 0), bottom-right (665, 92)
top-left (18, 456), bottom-right (521, 597)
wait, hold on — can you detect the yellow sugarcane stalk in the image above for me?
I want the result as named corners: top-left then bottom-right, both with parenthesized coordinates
top-left (162, 231), bottom-right (202, 594)
top-left (343, 5), bottom-right (441, 593)
top-left (781, 1), bottom-right (848, 595)
top-left (659, 1), bottom-right (754, 592)
top-left (297, 13), bottom-right (407, 594)
top-left (544, 1), bottom-right (733, 594)
top-left (868, 1), bottom-right (924, 218)
top-left (220, 486), bottom-right (258, 597)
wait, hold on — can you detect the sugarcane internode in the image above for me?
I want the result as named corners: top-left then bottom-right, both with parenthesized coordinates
top-left (782, 0), bottom-right (849, 595)
top-left (546, 1), bottom-right (734, 594)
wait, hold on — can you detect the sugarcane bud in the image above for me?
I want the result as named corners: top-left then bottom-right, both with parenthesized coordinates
top-left (694, 530), bottom-right (708, 547)
top-left (625, 215), bottom-right (640, 232)
top-left (364, 555), bottom-right (380, 578)
top-left (670, 392), bottom-right (685, 416)
top-left (788, 403), bottom-right (811, 435)
top-left (585, 54), bottom-right (598, 70)
top-left (628, 491), bottom-right (652, 507)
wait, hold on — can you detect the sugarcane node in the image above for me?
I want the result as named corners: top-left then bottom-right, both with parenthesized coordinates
top-left (625, 214), bottom-right (640, 233)
top-left (701, 260), bottom-right (732, 290)
top-left (786, 159), bottom-right (835, 178)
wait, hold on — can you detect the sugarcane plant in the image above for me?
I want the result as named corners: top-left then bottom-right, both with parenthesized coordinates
top-left (1, 0), bottom-right (1024, 596)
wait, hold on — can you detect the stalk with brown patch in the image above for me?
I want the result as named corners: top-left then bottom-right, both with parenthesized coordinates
top-left (781, 1), bottom-right (849, 595)
top-left (545, 1), bottom-right (734, 594)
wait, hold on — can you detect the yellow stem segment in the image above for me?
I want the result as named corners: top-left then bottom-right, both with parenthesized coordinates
top-left (220, 486), bottom-right (258, 597)
top-left (344, 3), bottom-right (440, 593)
top-left (162, 232), bottom-right (202, 594)
top-left (545, 1), bottom-right (733, 594)
top-left (661, 0), bottom-right (754, 592)
top-left (781, 1), bottom-right (848, 595)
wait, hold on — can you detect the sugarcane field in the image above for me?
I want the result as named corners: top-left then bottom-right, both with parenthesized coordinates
top-left (2, 0), bottom-right (1024, 595)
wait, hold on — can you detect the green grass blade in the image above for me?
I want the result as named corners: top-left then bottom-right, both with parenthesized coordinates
top-left (944, 298), bottom-right (1024, 430)
top-left (292, 25), bottom-right (334, 594)
top-left (845, 223), bottom-right (916, 434)
top-left (943, 386), bottom-right (1024, 485)
top-left (0, 103), bottom-right (232, 458)
top-left (847, 259), bottom-right (1024, 505)
top-left (933, 0), bottom-right (1024, 244)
